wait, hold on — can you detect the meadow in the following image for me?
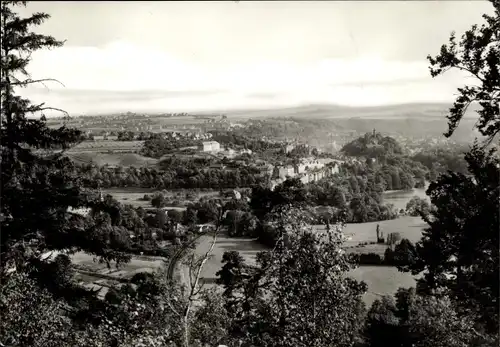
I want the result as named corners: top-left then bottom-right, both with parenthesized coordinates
top-left (67, 140), bottom-right (145, 153)
top-left (314, 216), bottom-right (427, 256)
top-left (192, 217), bottom-right (425, 306)
top-left (70, 251), bottom-right (167, 298)
top-left (68, 152), bottom-right (158, 168)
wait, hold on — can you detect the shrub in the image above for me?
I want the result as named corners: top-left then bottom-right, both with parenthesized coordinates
top-left (356, 253), bottom-right (384, 265)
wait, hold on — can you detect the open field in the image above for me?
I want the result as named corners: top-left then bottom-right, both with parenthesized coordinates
top-left (193, 214), bottom-right (426, 304)
top-left (349, 266), bottom-right (420, 306)
top-left (72, 251), bottom-right (168, 298)
top-left (193, 232), bottom-right (421, 306)
top-left (72, 251), bottom-right (165, 277)
top-left (67, 152), bottom-right (158, 167)
top-left (155, 116), bottom-right (210, 126)
top-left (102, 188), bottom-right (157, 208)
top-left (67, 140), bottom-right (145, 153)
top-left (188, 234), bottom-right (264, 287)
top-left (314, 216), bottom-right (427, 255)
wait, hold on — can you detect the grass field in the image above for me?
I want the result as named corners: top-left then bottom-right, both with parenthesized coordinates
top-left (155, 116), bottom-right (208, 126)
top-left (193, 215), bottom-right (426, 305)
top-left (348, 266), bottom-right (420, 306)
top-left (72, 251), bottom-right (165, 277)
top-left (72, 251), bottom-right (167, 298)
top-left (68, 152), bottom-right (158, 167)
top-left (314, 216), bottom-right (427, 255)
top-left (68, 140), bottom-right (145, 153)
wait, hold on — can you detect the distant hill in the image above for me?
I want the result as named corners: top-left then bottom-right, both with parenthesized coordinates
top-left (81, 102), bottom-right (480, 121)
top-left (217, 102), bottom-right (480, 121)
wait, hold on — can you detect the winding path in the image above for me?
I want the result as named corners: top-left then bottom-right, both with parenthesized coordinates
top-left (166, 234), bottom-right (203, 282)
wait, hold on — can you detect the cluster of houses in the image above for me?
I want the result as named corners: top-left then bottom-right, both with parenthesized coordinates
top-left (269, 158), bottom-right (343, 190)
top-left (197, 140), bottom-right (253, 159)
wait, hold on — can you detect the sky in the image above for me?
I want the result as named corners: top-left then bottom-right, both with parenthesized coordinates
top-left (14, 1), bottom-right (494, 116)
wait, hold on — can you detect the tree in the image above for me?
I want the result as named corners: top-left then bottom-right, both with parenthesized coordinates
top-left (0, 1), bottom-right (130, 292)
top-left (363, 296), bottom-right (402, 347)
top-left (363, 288), bottom-right (492, 347)
top-left (217, 206), bottom-right (367, 347)
top-left (427, 0), bottom-right (499, 144)
top-left (151, 193), bottom-right (165, 208)
top-left (410, 4), bottom-right (499, 336)
top-left (0, 272), bottom-right (73, 347)
top-left (407, 295), bottom-right (488, 347)
top-left (406, 146), bottom-right (499, 334)
top-left (386, 232), bottom-right (402, 248)
top-left (393, 239), bottom-right (418, 270)
top-left (183, 206), bottom-right (198, 226)
top-left (167, 209), bottom-right (183, 224)
top-left (405, 196), bottom-right (431, 217)
top-left (224, 210), bottom-right (243, 236)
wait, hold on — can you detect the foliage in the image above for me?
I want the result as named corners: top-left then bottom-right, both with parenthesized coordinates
top-left (405, 196), bottom-right (431, 217)
top-left (0, 0), bottom-right (132, 306)
top-left (76, 162), bottom-right (268, 190)
top-left (407, 295), bottom-right (482, 347)
top-left (141, 134), bottom-right (201, 158)
top-left (404, 144), bottom-right (499, 334)
top-left (217, 207), bottom-right (368, 347)
top-left (411, 146), bottom-right (470, 177)
top-left (0, 272), bottom-right (73, 346)
top-left (354, 253), bottom-right (384, 266)
top-left (363, 295), bottom-right (402, 347)
top-left (209, 130), bottom-right (285, 154)
top-left (401, 3), bottom-right (500, 339)
top-left (392, 239), bottom-right (419, 269)
top-left (427, 0), bottom-right (499, 144)
top-left (386, 232), bottom-right (402, 247)
top-left (363, 287), bottom-right (490, 347)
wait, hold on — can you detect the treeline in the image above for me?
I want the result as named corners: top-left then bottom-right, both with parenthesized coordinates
top-left (117, 130), bottom-right (151, 141)
top-left (411, 145), bottom-right (470, 177)
top-left (140, 134), bottom-right (201, 158)
top-left (76, 162), bottom-right (268, 189)
top-left (353, 239), bottom-right (418, 266)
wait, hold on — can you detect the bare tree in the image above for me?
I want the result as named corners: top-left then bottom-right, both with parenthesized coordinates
top-left (165, 204), bottom-right (226, 347)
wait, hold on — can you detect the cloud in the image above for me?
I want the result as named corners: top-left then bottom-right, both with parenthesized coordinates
top-left (17, 40), bottom-right (471, 115)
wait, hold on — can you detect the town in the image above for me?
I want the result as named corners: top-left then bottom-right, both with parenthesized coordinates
top-left (1, 1), bottom-right (498, 347)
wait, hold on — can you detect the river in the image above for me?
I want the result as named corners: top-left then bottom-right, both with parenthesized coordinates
top-left (347, 184), bottom-right (428, 305)
top-left (382, 184), bottom-right (429, 211)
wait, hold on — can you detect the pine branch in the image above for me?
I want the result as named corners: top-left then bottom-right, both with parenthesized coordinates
top-left (11, 78), bottom-right (66, 88)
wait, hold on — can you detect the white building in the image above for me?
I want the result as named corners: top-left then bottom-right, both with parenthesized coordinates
top-left (199, 141), bottom-right (221, 153)
top-left (278, 166), bottom-right (296, 179)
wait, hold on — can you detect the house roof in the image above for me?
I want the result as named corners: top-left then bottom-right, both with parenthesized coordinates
top-left (201, 140), bottom-right (219, 145)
